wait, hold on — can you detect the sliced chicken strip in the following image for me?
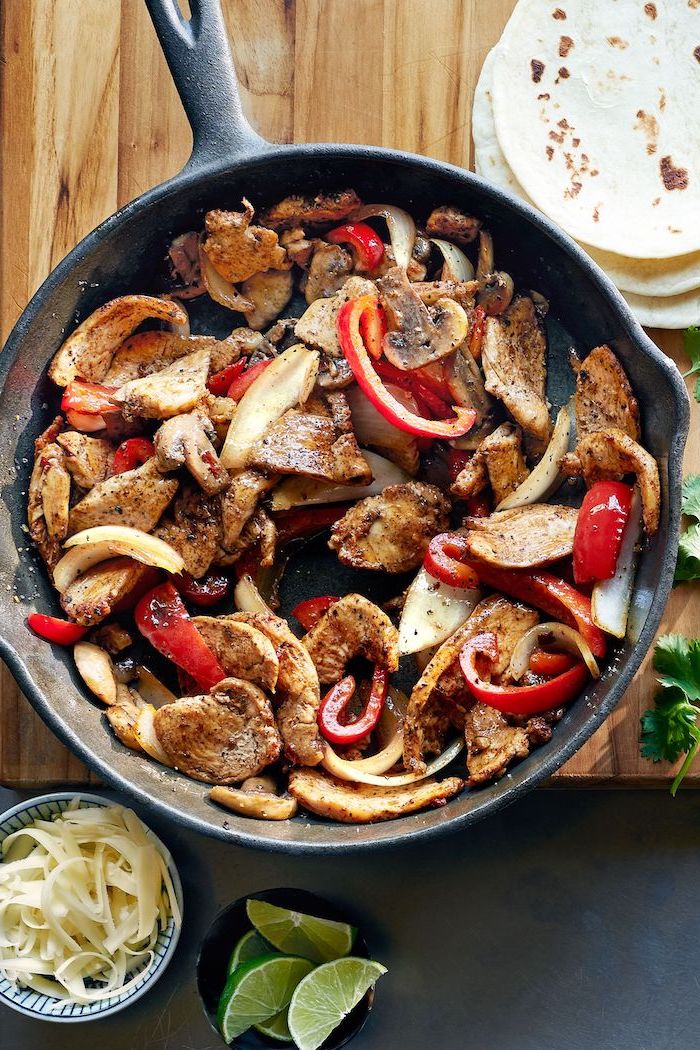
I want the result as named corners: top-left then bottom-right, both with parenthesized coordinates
top-left (303, 594), bottom-right (399, 683)
top-left (425, 205), bottom-right (481, 245)
top-left (232, 611), bottom-right (323, 766)
top-left (192, 616), bottom-right (279, 692)
top-left (57, 432), bottom-right (114, 490)
top-left (103, 332), bottom-right (231, 386)
top-left (154, 486), bottom-right (221, 578)
top-left (462, 504), bottom-right (578, 569)
top-left (248, 405), bottom-right (371, 485)
top-left (68, 458), bottom-right (178, 535)
top-left (153, 676), bottom-right (282, 784)
top-left (573, 345), bottom-right (640, 440)
top-left (289, 768), bottom-right (464, 824)
top-left (203, 201), bottom-right (289, 283)
top-left (105, 684), bottom-right (147, 753)
top-left (114, 347), bottom-right (211, 420)
top-left (60, 557), bottom-right (152, 627)
top-left (464, 703), bottom-right (530, 786)
top-left (576, 427), bottom-right (660, 536)
top-left (451, 424), bottom-right (529, 505)
top-left (221, 470), bottom-right (278, 550)
top-left (328, 482), bottom-right (450, 573)
top-left (294, 276), bottom-right (376, 357)
top-left (28, 444), bottom-right (70, 572)
top-left (240, 268), bottom-right (294, 330)
top-left (259, 189), bottom-right (361, 230)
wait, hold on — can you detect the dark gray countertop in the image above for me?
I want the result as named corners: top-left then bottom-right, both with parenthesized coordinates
top-left (0, 786), bottom-right (698, 1050)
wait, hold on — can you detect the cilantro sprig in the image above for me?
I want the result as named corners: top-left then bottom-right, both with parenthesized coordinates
top-left (682, 325), bottom-right (700, 401)
top-left (640, 635), bottom-right (700, 795)
top-left (674, 474), bottom-right (700, 584)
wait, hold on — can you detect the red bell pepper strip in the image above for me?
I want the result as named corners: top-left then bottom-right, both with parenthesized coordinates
top-left (61, 380), bottom-right (119, 416)
top-left (424, 533), bottom-right (480, 590)
top-left (359, 299), bottom-right (387, 360)
top-left (464, 494), bottom-right (491, 518)
top-left (292, 595), bottom-right (340, 630)
top-left (27, 613), bottom-right (87, 645)
top-left (318, 666), bottom-right (388, 745)
top-left (135, 582), bottom-right (225, 690)
top-left (173, 570), bottom-right (231, 608)
top-left (464, 561), bottom-right (607, 658)
top-left (227, 358), bottom-right (272, 400)
top-left (326, 221), bottom-right (385, 271)
top-left (446, 448), bottom-right (472, 483)
top-left (373, 360), bottom-right (452, 419)
top-left (111, 437), bottom-right (155, 475)
top-left (529, 649), bottom-right (577, 677)
top-left (459, 632), bottom-right (590, 716)
top-left (272, 505), bottom-right (350, 545)
top-left (338, 296), bottom-right (476, 438)
top-left (65, 409), bottom-right (107, 432)
top-left (573, 481), bottom-right (633, 585)
top-left (468, 305), bottom-right (486, 360)
top-left (207, 359), bottom-right (246, 396)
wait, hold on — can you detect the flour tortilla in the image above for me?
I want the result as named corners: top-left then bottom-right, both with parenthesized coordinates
top-left (621, 287), bottom-right (700, 329)
top-left (473, 46), bottom-right (700, 301)
top-left (490, 0), bottom-right (700, 258)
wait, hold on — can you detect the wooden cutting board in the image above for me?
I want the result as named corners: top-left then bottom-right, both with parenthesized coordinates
top-left (0, 0), bottom-right (697, 788)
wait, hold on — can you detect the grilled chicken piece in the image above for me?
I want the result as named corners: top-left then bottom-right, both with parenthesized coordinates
top-left (154, 411), bottom-right (229, 495)
top-left (248, 394), bottom-right (371, 485)
top-left (280, 227), bottom-right (314, 268)
top-left (221, 470), bottom-right (279, 550)
top-left (288, 768), bottom-right (464, 824)
top-left (328, 482), bottom-right (450, 573)
top-left (303, 242), bottom-right (353, 303)
top-left (303, 594), bottom-right (399, 684)
top-left (411, 280), bottom-right (479, 308)
top-left (377, 266), bottom-right (469, 369)
top-left (114, 347), bottom-right (211, 420)
top-left (218, 506), bottom-right (277, 568)
top-left (464, 702), bottom-right (530, 786)
top-left (481, 296), bottom-right (551, 457)
top-left (573, 345), bottom-right (640, 440)
top-left (403, 595), bottom-right (539, 773)
top-left (452, 424), bottom-right (529, 505)
top-left (203, 201), bottom-right (288, 284)
top-left (153, 676), bottom-right (282, 784)
top-left (232, 612), bottom-right (323, 766)
top-left (103, 332), bottom-right (239, 386)
top-left (425, 205), bottom-right (481, 245)
top-left (462, 504), bottom-right (578, 569)
top-left (259, 189), bottom-right (361, 231)
top-left (191, 617), bottom-right (279, 691)
top-left (369, 245), bottom-right (427, 282)
top-left (576, 428), bottom-right (660, 536)
top-left (294, 276), bottom-right (376, 357)
top-left (60, 557), bottom-right (152, 626)
top-left (57, 432), bottom-right (114, 490)
top-left (68, 458), bottom-right (178, 535)
top-left (105, 684), bottom-right (147, 752)
top-left (444, 344), bottom-right (498, 449)
top-left (48, 295), bottom-right (187, 386)
top-left (154, 486), bottom-right (221, 577)
top-left (28, 442), bottom-right (71, 570)
top-left (240, 269), bottom-right (294, 330)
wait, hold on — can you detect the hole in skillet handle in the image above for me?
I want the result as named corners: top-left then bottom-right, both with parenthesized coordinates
top-left (196, 887), bottom-right (374, 1049)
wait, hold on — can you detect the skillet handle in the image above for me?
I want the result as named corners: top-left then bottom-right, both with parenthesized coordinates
top-left (145, 0), bottom-right (267, 169)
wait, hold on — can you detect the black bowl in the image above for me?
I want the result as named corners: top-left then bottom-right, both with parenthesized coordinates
top-left (196, 887), bottom-right (374, 1049)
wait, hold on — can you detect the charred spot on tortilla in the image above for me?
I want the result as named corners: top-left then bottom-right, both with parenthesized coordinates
top-left (694, 45), bottom-right (700, 63)
top-left (644, 2), bottom-right (657, 16)
top-left (559, 36), bottom-right (574, 57)
top-left (552, 7), bottom-right (567, 17)
top-left (530, 59), bottom-right (545, 83)
top-left (549, 129), bottom-right (565, 144)
top-left (659, 156), bottom-right (689, 191)
top-left (537, 92), bottom-right (551, 100)
top-left (557, 67), bottom-right (570, 81)
top-left (592, 206), bottom-right (601, 222)
top-left (607, 37), bottom-right (629, 49)
top-left (546, 145), bottom-right (554, 160)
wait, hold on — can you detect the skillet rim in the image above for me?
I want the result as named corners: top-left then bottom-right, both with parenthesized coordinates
top-left (0, 142), bottom-right (690, 852)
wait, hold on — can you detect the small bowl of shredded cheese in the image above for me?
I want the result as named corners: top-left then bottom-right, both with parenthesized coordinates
top-left (0, 792), bottom-right (183, 1022)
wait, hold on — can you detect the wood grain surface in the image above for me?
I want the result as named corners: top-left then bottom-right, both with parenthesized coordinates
top-left (0, 0), bottom-right (697, 787)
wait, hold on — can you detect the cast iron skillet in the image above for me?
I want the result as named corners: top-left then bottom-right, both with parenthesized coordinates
top-left (0, 0), bottom-right (689, 852)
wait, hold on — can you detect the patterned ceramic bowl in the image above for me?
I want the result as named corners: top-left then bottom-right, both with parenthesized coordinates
top-left (0, 791), bottom-right (183, 1022)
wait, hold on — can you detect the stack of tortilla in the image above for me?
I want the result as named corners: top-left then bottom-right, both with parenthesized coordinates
top-left (472, 0), bottom-right (700, 328)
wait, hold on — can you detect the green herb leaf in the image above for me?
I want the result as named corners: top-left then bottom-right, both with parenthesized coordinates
top-left (675, 524), bottom-right (700, 583)
top-left (681, 474), bottom-right (700, 522)
top-left (640, 699), bottom-right (699, 763)
top-left (682, 325), bottom-right (700, 380)
top-left (653, 635), bottom-right (700, 701)
top-left (641, 635), bottom-right (700, 793)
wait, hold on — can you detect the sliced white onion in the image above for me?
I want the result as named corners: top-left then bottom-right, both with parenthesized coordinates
top-left (133, 667), bottom-right (177, 708)
top-left (321, 736), bottom-right (463, 787)
top-left (55, 527), bottom-right (184, 592)
top-left (496, 403), bottom-right (572, 510)
top-left (399, 567), bottom-right (480, 656)
top-left (159, 297), bottom-right (190, 337)
top-left (199, 245), bottom-right (254, 312)
top-left (220, 344), bottom-right (319, 469)
top-left (66, 409), bottom-right (107, 433)
top-left (352, 204), bottom-right (416, 270)
top-left (73, 642), bottom-right (117, 706)
top-left (269, 450), bottom-right (409, 511)
top-left (135, 705), bottom-right (173, 767)
top-left (508, 622), bottom-right (601, 681)
top-left (430, 238), bottom-right (475, 281)
top-left (234, 575), bottom-right (274, 615)
top-left (346, 385), bottom-right (419, 475)
top-left (591, 487), bottom-right (643, 639)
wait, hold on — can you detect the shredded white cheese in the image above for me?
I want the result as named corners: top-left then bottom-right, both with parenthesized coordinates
top-left (0, 802), bottom-right (181, 1006)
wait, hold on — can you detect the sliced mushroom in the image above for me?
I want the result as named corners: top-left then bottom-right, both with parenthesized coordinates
top-left (377, 266), bottom-right (469, 369)
top-left (475, 231), bottom-right (514, 316)
top-left (154, 411), bottom-right (229, 494)
top-left (73, 641), bottom-right (118, 706)
top-left (302, 242), bottom-right (353, 304)
top-left (210, 782), bottom-right (298, 820)
top-left (203, 200), bottom-right (289, 283)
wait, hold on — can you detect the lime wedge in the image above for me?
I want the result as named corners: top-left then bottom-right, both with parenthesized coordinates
top-left (288, 957), bottom-right (387, 1050)
top-left (247, 899), bottom-right (356, 964)
top-left (227, 928), bottom-right (276, 976)
top-left (217, 953), bottom-right (314, 1042)
top-left (255, 1008), bottom-right (293, 1042)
